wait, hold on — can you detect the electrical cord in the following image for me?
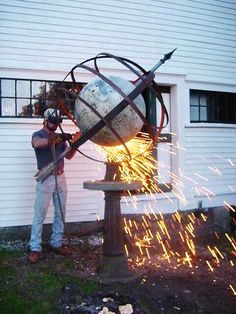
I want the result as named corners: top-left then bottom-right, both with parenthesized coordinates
top-left (51, 141), bottom-right (71, 247)
top-left (58, 123), bottom-right (106, 164)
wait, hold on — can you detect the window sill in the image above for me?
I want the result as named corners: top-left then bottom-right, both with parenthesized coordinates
top-left (185, 123), bottom-right (236, 129)
top-left (0, 117), bottom-right (74, 125)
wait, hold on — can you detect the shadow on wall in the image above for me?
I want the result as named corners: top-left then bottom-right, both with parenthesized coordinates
top-left (208, 206), bottom-right (235, 233)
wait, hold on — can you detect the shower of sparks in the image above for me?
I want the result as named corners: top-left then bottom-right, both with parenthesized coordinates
top-left (94, 131), bottom-right (235, 297)
top-left (124, 210), bottom-right (202, 263)
top-left (122, 211), bottom-right (235, 297)
top-left (99, 133), bottom-right (158, 191)
top-left (98, 132), bottom-right (196, 207)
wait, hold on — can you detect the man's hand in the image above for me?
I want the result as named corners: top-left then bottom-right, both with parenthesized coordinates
top-left (48, 133), bottom-right (60, 145)
top-left (48, 133), bottom-right (73, 145)
top-left (65, 131), bottom-right (81, 160)
top-left (57, 133), bottom-right (73, 141)
top-left (70, 131), bottom-right (81, 145)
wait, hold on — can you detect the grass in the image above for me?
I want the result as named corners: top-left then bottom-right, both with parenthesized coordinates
top-left (0, 247), bottom-right (99, 314)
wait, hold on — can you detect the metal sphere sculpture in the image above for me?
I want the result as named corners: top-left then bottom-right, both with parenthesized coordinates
top-left (36, 50), bottom-right (175, 182)
top-left (74, 75), bottom-right (146, 147)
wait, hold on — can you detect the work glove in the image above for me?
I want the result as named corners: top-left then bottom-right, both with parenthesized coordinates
top-left (48, 133), bottom-right (73, 146)
top-left (64, 131), bottom-right (81, 158)
top-left (57, 133), bottom-right (73, 141)
top-left (70, 131), bottom-right (81, 145)
top-left (48, 133), bottom-right (60, 145)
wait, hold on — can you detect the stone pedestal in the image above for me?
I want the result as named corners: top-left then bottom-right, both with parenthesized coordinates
top-left (83, 164), bottom-right (142, 281)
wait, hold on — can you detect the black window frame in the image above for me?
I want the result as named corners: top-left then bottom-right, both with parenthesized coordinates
top-left (0, 78), bottom-right (84, 118)
top-left (190, 89), bottom-right (236, 124)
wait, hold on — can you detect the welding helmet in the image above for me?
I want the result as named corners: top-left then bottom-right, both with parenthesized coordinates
top-left (43, 108), bottom-right (62, 124)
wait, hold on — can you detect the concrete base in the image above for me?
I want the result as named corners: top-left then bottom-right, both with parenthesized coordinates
top-left (97, 252), bottom-right (149, 283)
top-left (209, 206), bottom-right (230, 232)
top-left (83, 180), bottom-right (142, 191)
top-left (98, 254), bottom-right (130, 278)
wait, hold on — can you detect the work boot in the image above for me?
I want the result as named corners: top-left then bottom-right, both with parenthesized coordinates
top-left (50, 245), bottom-right (73, 256)
top-left (28, 251), bottom-right (40, 264)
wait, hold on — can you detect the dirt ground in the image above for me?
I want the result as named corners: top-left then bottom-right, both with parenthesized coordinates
top-left (58, 212), bottom-right (236, 314)
top-left (71, 254), bottom-right (236, 314)
top-left (68, 246), bottom-right (236, 313)
top-left (1, 212), bottom-right (235, 314)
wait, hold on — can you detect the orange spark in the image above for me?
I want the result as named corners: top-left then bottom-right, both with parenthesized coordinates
top-left (207, 246), bottom-right (220, 264)
top-left (136, 242), bottom-right (143, 255)
top-left (225, 233), bottom-right (236, 252)
top-left (124, 244), bottom-right (129, 256)
top-left (200, 213), bottom-right (207, 222)
top-left (229, 284), bottom-right (236, 296)
top-left (142, 215), bottom-right (150, 227)
top-left (184, 252), bottom-right (193, 268)
top-left (206, 260), bottom-right (214, 272)
top-left (214, 246), bottom-right (224, 259)
top-left (145, 247), bottom-right (151, 259)
top-left (224, 201), bottom-right (236, 212)
top-left (186, 239), bottom-right (196, 256)
top-left (133, 220), bottom-right (139, 230)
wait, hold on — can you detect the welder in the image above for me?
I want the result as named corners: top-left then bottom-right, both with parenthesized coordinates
top-left (28, 108), bottom-right (80, 264)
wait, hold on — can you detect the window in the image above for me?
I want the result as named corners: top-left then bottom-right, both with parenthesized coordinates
top-left (190, 90), bottom-right (236, 124)
top-left (0, 78), bottom-right (84, 118)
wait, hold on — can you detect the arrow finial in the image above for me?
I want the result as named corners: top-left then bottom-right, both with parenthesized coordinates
top-left (162, 48), bottom-right (177, 63)
top-left (150, 48), bottom-right (177, 73)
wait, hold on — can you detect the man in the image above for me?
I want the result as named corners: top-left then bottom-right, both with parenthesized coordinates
top-left (28, 108), bottom-right (80, 264)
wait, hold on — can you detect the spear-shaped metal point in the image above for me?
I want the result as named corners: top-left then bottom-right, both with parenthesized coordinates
top-left (150, 48), bottom-right (177, 73)
top-left (162, 48), bottom-right (177, 62)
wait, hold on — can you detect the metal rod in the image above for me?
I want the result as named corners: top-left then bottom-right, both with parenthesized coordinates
top-left (150, 48), bottom-right (177, 73)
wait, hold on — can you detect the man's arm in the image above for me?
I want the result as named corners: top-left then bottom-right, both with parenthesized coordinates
top-left (32, 134), bottom-right (58, 148)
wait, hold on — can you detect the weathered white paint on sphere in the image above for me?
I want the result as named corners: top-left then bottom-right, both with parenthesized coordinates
top-left (74, 76), bottom-right (146, 146)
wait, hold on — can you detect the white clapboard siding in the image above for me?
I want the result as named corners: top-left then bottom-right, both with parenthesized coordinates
top-left (183, 126), bottom-right (236, 209)
top-left (0, 1), bottom-right (236, 227)
top-left (121, 194), bottom-right (179, 215)
top-left (0, 0), bottom-right (236, 84)
top-left (0, 119), bottom-right (104, 227)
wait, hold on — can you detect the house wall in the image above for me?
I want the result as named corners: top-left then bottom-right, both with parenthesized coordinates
top-left (0, 0), bottom-right (236, 84)
top-left (184, 124), bottom-right (236, 210)
top-left (182, 80), bottom-right (236, 211)
top-left (0, 0), bottom-right (236, 227)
